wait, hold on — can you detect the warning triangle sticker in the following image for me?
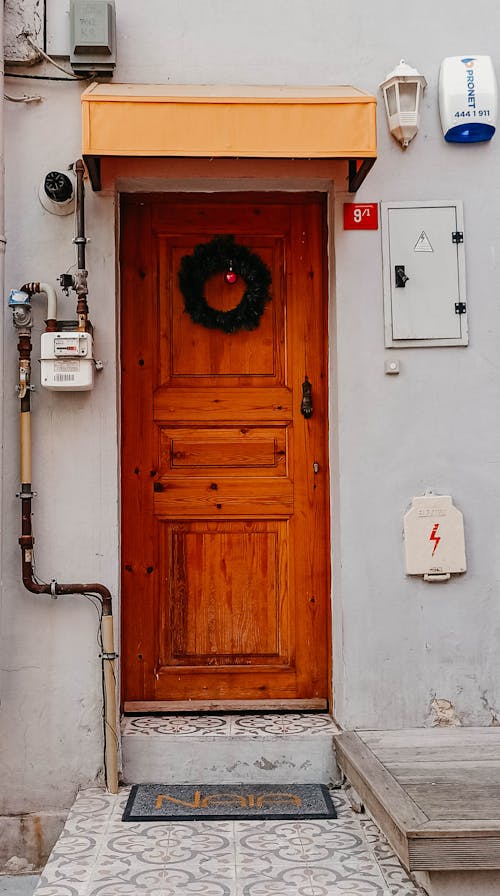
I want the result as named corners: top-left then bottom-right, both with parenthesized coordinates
top-left (414, 231), bottom-right (433, 252)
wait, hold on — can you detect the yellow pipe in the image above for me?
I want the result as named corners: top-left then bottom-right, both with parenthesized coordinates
top-left (101, 613), bottom-right (119, 793)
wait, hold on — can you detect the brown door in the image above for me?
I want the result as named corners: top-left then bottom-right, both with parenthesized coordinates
top-left (121, 193), bottom-right (330, 710)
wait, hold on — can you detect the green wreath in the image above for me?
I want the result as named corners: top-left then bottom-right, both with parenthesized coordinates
top-left (178, 235), bottom-right (272, 334)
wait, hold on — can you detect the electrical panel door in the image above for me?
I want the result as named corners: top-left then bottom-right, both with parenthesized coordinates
top-left (382, 201), bottom-right (467, 347)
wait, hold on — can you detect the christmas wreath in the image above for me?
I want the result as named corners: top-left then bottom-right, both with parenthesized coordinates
top-left (178, 235), bottom-right (272, 334)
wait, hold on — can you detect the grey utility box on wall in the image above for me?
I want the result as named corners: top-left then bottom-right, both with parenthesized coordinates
top-left (70, 0), bottom-right (116, 76)
top-left (381, 201), bottom-right (467, 347)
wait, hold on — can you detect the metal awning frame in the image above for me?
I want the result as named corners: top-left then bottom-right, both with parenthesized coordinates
top-left (83, 154), bottom-right (376, 193)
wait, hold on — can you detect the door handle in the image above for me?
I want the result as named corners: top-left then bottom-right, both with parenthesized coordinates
top-left (301, 377), bottom-right (313, 418)
top-left (395, 265), bottom-right (409, 288)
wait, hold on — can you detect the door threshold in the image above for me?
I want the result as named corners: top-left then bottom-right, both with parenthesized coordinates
top-left (123, 698), bottom-right (328, 714)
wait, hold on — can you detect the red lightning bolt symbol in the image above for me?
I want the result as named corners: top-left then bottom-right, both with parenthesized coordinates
top-left (429, 523), bottom-right (441, 556)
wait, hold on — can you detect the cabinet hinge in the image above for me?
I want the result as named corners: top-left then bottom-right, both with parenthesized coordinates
top-left (455, 302), bottom-right (466, 315)
top-left (452, 231), bottom-right (464, 244)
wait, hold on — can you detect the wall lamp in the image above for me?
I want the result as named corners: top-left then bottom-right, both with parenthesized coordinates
top-left (380, 60), bottom-right (427, 149)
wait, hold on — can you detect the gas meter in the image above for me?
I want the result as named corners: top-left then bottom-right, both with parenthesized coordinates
top-left (40, 330), bottom-right (94, 391)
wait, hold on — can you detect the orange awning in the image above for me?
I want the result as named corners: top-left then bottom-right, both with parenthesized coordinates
top-left (81, 83), bottom-right (377, 191)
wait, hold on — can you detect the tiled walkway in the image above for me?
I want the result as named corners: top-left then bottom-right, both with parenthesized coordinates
top-left (33, 788), bottom-right (425, 896)
top-left (121, 712), bottom-right (339, 737)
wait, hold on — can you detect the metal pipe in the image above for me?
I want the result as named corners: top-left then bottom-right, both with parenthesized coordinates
top-left (75, 159), bottom-right (86, 271)
top-left (15, 313), bottom-right (118, 792)
top-left (20, 281), bottom-right (57, 331)
top-left (74, 159), bottom-right (89, 332)
top-left (101, 615), bottom-right (119, 792)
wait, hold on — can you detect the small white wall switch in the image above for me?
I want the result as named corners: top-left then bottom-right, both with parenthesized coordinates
top-left (385, 359), bottom-right (400, 374)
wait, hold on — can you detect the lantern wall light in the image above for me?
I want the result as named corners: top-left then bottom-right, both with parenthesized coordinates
top-left (380, 60), bottom-right (427, 149)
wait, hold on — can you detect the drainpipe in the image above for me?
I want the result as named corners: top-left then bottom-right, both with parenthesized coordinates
top-left (11, 286), bottom-right (118, 794)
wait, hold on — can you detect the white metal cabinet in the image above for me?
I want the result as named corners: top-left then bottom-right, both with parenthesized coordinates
top-left (382, 201), bottom-right (468, 347)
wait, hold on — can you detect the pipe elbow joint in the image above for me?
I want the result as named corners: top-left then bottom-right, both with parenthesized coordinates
top-left (20, 281), bottom-right (58, 325)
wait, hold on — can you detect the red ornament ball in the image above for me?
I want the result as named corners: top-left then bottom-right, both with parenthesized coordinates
top-left (224, 270), bottom-right (238, 285)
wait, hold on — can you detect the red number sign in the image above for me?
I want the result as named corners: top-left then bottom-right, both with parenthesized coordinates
top-left (343, 203), bottom-right (379, 230)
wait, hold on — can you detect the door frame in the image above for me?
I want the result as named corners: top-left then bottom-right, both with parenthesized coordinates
top-left (118, 176), bottom-right (335, 714)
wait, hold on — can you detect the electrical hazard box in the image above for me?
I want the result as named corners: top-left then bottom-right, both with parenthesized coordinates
top-left (381, 201), bottom-right (468, 348)
top-left (403, 494), bottom-right (466, 581)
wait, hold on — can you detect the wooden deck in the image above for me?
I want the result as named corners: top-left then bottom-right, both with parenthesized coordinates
top-left (334, 728), bottom-right (500, 872)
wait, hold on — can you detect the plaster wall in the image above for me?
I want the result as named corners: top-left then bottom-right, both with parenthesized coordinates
top-left (1, 0), bottom-right (500, 812)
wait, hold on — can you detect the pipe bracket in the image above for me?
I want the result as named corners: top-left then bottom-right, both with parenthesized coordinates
top-left (50, 578), bottom-right (58, 597)
top-left (100, 652), bottom-right (119, 660)
top-left (16, 490), bottom-right (37, 499)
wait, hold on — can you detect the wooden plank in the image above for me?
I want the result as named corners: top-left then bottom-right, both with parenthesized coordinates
top-left (405, 784), bottom-right (500, 820)
top-left (408, 835), bottom-right (500, 871)
top-left (334, 731), bottom-right (428, 869)
top-left (154, 386), bottom-right (293, 422)
top-left (120, 198), bottom-right (157, 702)
top-left (361, 728), bottom-right (500, 747)
top-left (124, 698), bottom-right (328, 713)
top-left (386, 760), bottom-right (500, 785)
top-left (154, 477), bottom-right (293, 517)
top-left (168, 436), bottom-right (280, 469)
top-left (366, 744), bottom-right (500, 763)
top-left (410, 820), bottom-right (500, 835)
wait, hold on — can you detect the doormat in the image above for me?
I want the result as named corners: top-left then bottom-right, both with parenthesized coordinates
top-left (123, 783), bottom-right (337, 821)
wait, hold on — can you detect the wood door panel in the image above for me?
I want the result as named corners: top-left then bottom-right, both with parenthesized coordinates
top-left (160, 521), bottom-right (288, 665)
top-left (165, 241), bottom-right (283, 380)
top-left (154, 478), bottom-right (293, 518)
top-left (160, 427), bottom-right (288, 475)
top-left (154, 386), bottom-right (293, 422)
top-left (151, 198), bottom-right (293, 237)
top-left (121, 193), bottom-right (330, 705)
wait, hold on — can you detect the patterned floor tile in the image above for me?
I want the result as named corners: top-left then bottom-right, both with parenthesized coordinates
top-left (121, 713), bottom-right (339, 745)
top-left (236, 820), bottom-right (305, 867)
top-left (33, 785), bottom-right (429, 896)
top-left (97, 827), bottom-right (171, 864)
top-left (230, 714), bottom-right (338, 737)
top-left (32, 885), bottom-right (82, 896)
top-left (236, 863), bottom-right (312, 896)
top-left (305, 863), bottom-right (389, 895)
top-left (359, 815), bottom-right (423, 896)
top-left (298, 823), bottom-right (368, 863)
top-left (164, 824), bottom-right (235, 876)
top-left (122, 716), bottom-right (232, 736)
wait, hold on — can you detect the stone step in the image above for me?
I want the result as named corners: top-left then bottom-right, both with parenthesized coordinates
top-left (121, 713), bottom-right (340, 785)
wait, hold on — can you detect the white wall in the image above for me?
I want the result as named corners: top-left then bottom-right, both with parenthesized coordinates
top-left (2, 0), bottom-right (500, 812)
top-left (1, 85), bottom-right (118, 812)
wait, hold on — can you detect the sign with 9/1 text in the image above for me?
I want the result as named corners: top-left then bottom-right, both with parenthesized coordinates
top-left (343, 203), bottom-right (379, 230)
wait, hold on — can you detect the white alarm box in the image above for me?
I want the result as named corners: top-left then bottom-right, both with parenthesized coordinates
top-left (439, 55), bottom-right (497, 143)
top-left (40, 331), bottom-right (94, 391)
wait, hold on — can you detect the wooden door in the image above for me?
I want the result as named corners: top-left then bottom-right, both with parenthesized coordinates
top-left (121, 193), bottom-right (330, 710)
